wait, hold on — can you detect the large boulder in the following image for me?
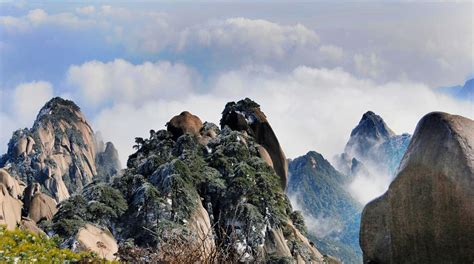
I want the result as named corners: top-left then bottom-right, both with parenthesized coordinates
top-left (24, 184), bottom-right (58, 223)
top-left (221, 98), bottom-right (288, 189)
top-left (360, 112), bottom-right (474, 263)
top-left (75, 224), bottom-right (118, 261)
top-left (167, 111), bottom-right (203, 140)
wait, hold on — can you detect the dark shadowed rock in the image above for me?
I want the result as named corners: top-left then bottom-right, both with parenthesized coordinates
top-left (360, 195), bottom-right (391, 264)
top-left (360, 112), bottom-right (474, 264)
top-left (221, 98), bottom-right (288, 189)
top-left (167, 111), bottom-right (204, 140)
top-left (23, 183), bottom-right (57, 223)
top-left (95, 142), bottom-right (121, 182)
top-left (345, 111), bottom-right (395, 158)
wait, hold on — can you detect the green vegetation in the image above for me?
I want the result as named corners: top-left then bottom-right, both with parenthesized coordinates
top-left (0, 225), bottom-right (100, 263)
top-left (51, 183), bottom-right (127, 238)
top-left (288, 151), bottom-right (362, 263)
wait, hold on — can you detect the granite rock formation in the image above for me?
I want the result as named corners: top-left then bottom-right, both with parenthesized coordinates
top-left (360, 112), bottom-right (474, 263)
top-left (51, 98), bottom-right (328, 263)
top-left (0, 97), bottom-right (121, 202)
top-left (221, 98), bottom-right (288, 189)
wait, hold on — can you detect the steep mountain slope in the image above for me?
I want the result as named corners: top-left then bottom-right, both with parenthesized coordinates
top-left (0, 97), bottom-right (121, 202)
top-left (50, 98), bottom-right (330, 263)
top-left (360, 112), bottom-right (474, 263)
top-left (288, 151), bottom-right (362, 263)
top-left (336, 111), bottom-right (410, 178)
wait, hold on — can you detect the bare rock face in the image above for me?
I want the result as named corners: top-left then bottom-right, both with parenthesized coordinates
top-left (167, 111), bottom-right (203, 140)
top-left (221, 98), bottom-right (288, 189)
top-left (76, 224), bottom-right (118, 261)
top-left (187, 199), bottom-right (215, 259)
top-left (0, 183), bottom-right (22, 229)
top-left (0, 168), bottom-right (25, 199)
top-left (24, 184), bottom-right (58, 223)
top-left (20, 217), bottom-right (45, 235)
top-left (360, 112), bottom-right (474, 264)
top-left (0, 97), bottom-right (120, 202)
top-left (360, 196), bottom-right (391, 264)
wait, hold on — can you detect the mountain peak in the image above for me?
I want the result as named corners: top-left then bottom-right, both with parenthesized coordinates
top-left (351, 111), bottom-right (395, 140)
top-left (35, 97), bottom-right (83, 124)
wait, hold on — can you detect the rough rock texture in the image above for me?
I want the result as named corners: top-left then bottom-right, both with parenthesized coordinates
top-left (95, 142), bottom-right (121, 182)
top-left (360, 112), bottom-right (474, 264)
top-left (20, 217), bottom-right (46, 235)
top-left (0, 183), bottom-right (22, 229)
top-left (52, 98), bottom-right (323, 263)
top-left (24, 183), bottom-right (58, 223)
top-left (76, 224), bottom-right (118, 261)
top-left (167, 111), bottom-right (203, 140)
top-left (359, 196), bottom-right (391, 264)
top-left (187, 199), bottom-right (215, 258)
top-left (221, 98), bottom-right (288, 189)
top-left (0, 168), bottom-right (25, 199)
top-left (0, 97), bottom-right (121, 202)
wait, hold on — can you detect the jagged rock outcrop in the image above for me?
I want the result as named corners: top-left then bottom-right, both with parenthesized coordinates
top-left (0, 97), bottom-right (121, 202)
top-left (0, 168), bottom-right (25, 199)
top-left (51, 98), bottom-right (324, 263)
top-left (221, 98), bottom-right (288, 189)
top-left (360, 112), bottom-right (474, 263)
top-left (95, 142), bottom-right (121, 182)
top-left (75, 224), bottom-right (118, 261)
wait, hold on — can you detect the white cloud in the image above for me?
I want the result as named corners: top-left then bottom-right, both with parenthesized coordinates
top-left (2, 4), bottom-right (471, 86)
top-left (93, 95), bottom-right (223, 165)
top-left (67, 59), bottom-right (198, 107)
top-left (0, 81), bottom-right (54, 153)
top-left (70, 59), bottom-right (474, 169)
top-left (289, 193), bottom-right (343, 238)
top-left (0, 9), bottom-right (95, 32)
top-left (75, 6), bottom-right (96, 15)
top-left (178, 18), bottom-right (320, 62)
top-left (13, 81), bottom-right (53, 127)
top-left (353, 53), bottom-right (385, 79)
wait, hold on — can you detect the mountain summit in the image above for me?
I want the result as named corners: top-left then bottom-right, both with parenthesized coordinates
top-left (336, 111), bottom-right (410, 182)
top-left (345, 111), bottom-right (395, 158)
top-left (1, 97), bottom-right (120, 202)
top-left (46, 98), bottom-right (330, 262)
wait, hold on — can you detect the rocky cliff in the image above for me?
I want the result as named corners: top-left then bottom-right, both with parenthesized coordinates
top-left (50, 98), bottom-right (329, 263)
top-left (0, 97), bottom-right (121, 248)
top-left (0, 97), bottom-right (121, 202)
top-left (360, 112), bottom-right (474, 263)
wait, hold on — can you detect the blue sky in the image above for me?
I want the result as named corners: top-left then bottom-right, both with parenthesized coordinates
top-left (0, 1), bottom-right (473, 168)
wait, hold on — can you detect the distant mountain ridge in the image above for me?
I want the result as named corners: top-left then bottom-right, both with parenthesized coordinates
top-left (439, 78), bottom-right (474, 102)
top-left (335, 111), bottom-right (410, 183)
top-left (288, 111), bottom-right (411, 263)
